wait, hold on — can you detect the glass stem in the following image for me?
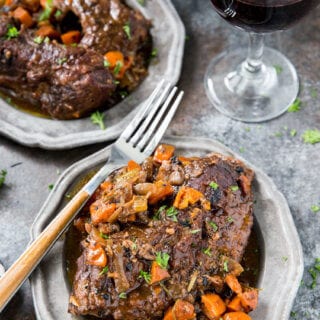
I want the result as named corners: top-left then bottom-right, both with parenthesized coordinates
top-left (244, 33), bottom-right (265, 74)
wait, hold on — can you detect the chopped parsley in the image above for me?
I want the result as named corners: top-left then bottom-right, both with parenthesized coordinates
top-left (48, 184), bottom-right (54, 190)
top-left (103, 59), bottom-right (110, 68)
top-left (119, 292), bottom-right (127, 299)
top-left (223, 260), bottom-right (229, 272)
top-left (209, 181), bottom-right (219, 190)
top-left (226, 216), bottom-right (234, 224)
top-left (166, 206), bottom-right (179, 222)
top-left (302, 129), bottom-right (320, 145)
top-left (290, 129), bottom-right (297, 137)
top-left (0, 170), bottom-right (7, 188)
top-left (273, 65), bottom-right (283, 74)
top-left (190, 229), bottom-right (201, 234)
top-left (151, 48), bottom-right (158, 58)
top-left (274, 131), bottom-right (283, 138)
top-left (34, 36), bottom-right (44, 44)
top-left (90, 111), bottom-right (106, 130)
top-left (6, 25), bottom-right (19, 40)
top-left (239, 147), bottom-right (245, 153)
top-left (99, 266), bottom-right (109, 276)
top-left (138, 270), bottom-right (151, 283)
top-left (155, 252), bottom-right (170, 269)
top-left (287, 98), bottom-right (301, 113)
top-left (57, 57), bottom-right (67, 65)
top-left (208, 221), bottom-right (218, 232)
top-left (309, 258), bottom-right (320, 289)
top-left (54, 9), bottom-right (62, 18)
top-left (282, 256), bottom-right (288, 262)
top-left (6, 97), bottom-right (11, 104)
top-left (113, 60), bottom-right (123, 76)
top-left (44, 36), bottom-right (50, 44)
top-left (137, 0), bottom-right (145, 5)
top-left (311, 205), bottom-right (320, 213)
top-left (100, 232), bottom-right (109, 239)
top-left (123, 22), bottom-right (131, 39)
top-left (202, 248), bottom-right (212, 257)
top-left (230, 185), bottom-right (239, 192)
top-left (245, 127), bottom-right (251, 132)
top-left (153, 205), bottom-right (167, 220)
top-left (38, 0), bottom-right (53, 21)
top-left (119, 90), bottom-right (128, 99)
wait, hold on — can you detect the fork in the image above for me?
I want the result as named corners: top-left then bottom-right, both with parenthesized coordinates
top-left (0, 80), bottom-right (184, 312)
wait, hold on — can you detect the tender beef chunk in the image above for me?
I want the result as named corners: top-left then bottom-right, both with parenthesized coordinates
top-left (0, 0), bottom-right (151, 119)
top-left (68, 153), bottom-right (254, 319)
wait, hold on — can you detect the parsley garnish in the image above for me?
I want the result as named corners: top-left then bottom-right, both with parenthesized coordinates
top-left (99, 266), bottom-right (109, 276)
top-left (153, 205), bottom-right (167, 220)
top-left (230, 185), bottom-right (239, 192)
top-left (44, 36), bottom-right (50, 44)
top-left (0, 170), bottom-right (7, 188)
top-left (48, 184), bottom-right (54, 190)
top-left (226, 216), bottom-right (234, 224)
top-left (274, 131), bottom-right (283, 138)
top-left (274, 65), bottom-right (283, 74)
top-left (290, 129), bottom-right (297, 137)
top-left (138, 270), bottom-right (151, 283)
top-left (6, 25), bottom-right (19, 40)
top-left (208, 221), bottom-right (218, 232)
top-left (209, 181), bottom-right (219, 190)
top-left (302, 129), bottom-right (320, 145)
top-left (151, 48), bottom-right (158, 58)
top-left (309, 258), bottom-right (320, 289)
top-left (137, 0), bottom-right (145, 5)
top-left (166, 206), bottom-right (178, 222)
top-left (123, 22), bottom-right (131, 39)
top-left (34, 36), bottom-right (44, 44)
top-left (90, 111), bottom-right (106, 130)
top-left (6, 97), bottom-right (11, 104)
top-left (239, 147), bottom-right (245, 153)
top-left (282, 256), bottom-right (288, 262)
top-left (103, 59), bottom-right (110, 68)
top-left (119, 90), bottom-right (128, 99)
top-left (38, 0), bottom-right (53, 21)
top-left (190, 229), bottom-right (201, 234)
top-left (100, 232), bottom-right (109, 239)
top-left (119, 292), bottom-right (127, 299)
top-left (155, 252), bottom-right (170, 269)
top-left (54, 9), bottom-right (62, 18)
top-left (113, 60), bottom-right (123, 76)
top-left (287, 98), bottom-right (301, 113)
top-left (202, 248), bottom-right (212, 257)
top-left (311, 205), bottom-right (320, 213)
top-left (223, 260), bottom-right (229, 272)
top-left (57, 57), bottom-right (67, 65)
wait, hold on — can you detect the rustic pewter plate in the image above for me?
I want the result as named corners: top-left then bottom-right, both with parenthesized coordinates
top-left (0, 0), bottom-right (185, 150)
top-left (30, 136), bottom-right (303, 320)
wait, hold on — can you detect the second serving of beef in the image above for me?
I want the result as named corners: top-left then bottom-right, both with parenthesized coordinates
top-left (68, 145), bottom-right (258, 320)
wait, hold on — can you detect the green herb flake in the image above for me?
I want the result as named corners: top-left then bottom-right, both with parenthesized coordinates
top-left (113, 60), bottom-right (123, 76)
top-left (226, 216), bottom-right (234, 224)
top-left (99, 266), bottom-right (109, 276)
top-left (274, 131), bottom-right (283, 138)
top-left (230, 185), bottom-right (239, 192)
top-left (302, 129), bottom-right (320, 145)
top-left (282, 256), bottom-right (288, 262)
top-left (90, 111), bottom-right (106, 130)
top-left (0, 170), bottom-right (7, 188)
top-left (65, 193), bottom-right (71, 199)
top-left (103, 58), bottom-right (110, 68)
top-left (274, 65), bottom-right (283, 74)
top-left (155, 252), bottom-right (170, 269)
top-left (57, 57), bottom-right (67, 65)
top-left (100, 232), bottom-right (109, 239)
top-left (202, 247), bottom-right (212, 257)
top-left (290, 129), bottom-right (297, 137)
top-left (153, 205), bottom-right (167, 220)
top-left (223, 260), bottom-right (229, 272)
top-left (114, 80), bottom-right (120, 85)
top-left (244, 127), bottom-right (251, 132)
top-left (308, 258), bottom-right (320, 289)
top-left (138, 270), bottom-right (151, 283)
top-left (39, 6), bottom-right (52, 21)
top-left (239, 147), bottom-right (245, 153)
top-left (54, 9), bottom-right (62, 18)
top-left (190, 229), bottom-right (201, 234)
top-left (6, 25), bottom-right (19, 40)
top-left (166, 206), bottom-right (178, 222)
top-left (5, 97), bottom-right (11, 104)
top-left (311, 205), bottom-right (320, 213)
top-left (48, 184), bottom-right (54, 190)
top-left (123, 22), bottom-right (131, 39)
top-left (209, 181), bottom-right (219, 190)
top-left (137, 0), bottom-right (145, 5)
top-left (151, 48), bottom-right (158, 58)
top-left (287, 98), bottom-right (301, 113)
top-left (119, 90), bottom-right (128, 99)
top-left (34, 36), bottom-right (44, 44)
top-left (208, 221), bottom-right (218, 232)
top-left (119, 292), bottom-right (127, 299)
top-left (44, 36), bottom-right (50, 44)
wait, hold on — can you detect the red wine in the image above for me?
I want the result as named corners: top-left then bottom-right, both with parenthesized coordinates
top-left (211, 0), bottom-right (319, 32)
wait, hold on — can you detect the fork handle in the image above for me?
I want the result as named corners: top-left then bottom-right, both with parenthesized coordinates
top-left (0, 190), bottom-right (90, 312)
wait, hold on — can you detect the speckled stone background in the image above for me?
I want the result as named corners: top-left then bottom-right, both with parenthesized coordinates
top-left (1, 1), bottom-right (320, 319)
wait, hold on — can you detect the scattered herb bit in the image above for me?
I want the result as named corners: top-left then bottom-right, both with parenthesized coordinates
top-left (208, 221), bottom-right (218, 232)
top-left (6, 97), bottom-right (11, 104)
top-left (119, 90), bottom-right (128, 99)
top-left (137, 0), bottom-right (145, 5)
top-left (123, 22), bottom-right (131, 39)
top-left (290, 129), bottom-right (297, 137)
top-left (34, 36), bottom-right (44, 44)
top-left (103, 58), bottom-right (110, 68)
top-left (155, 252), bottom-right (170, 269)
top-left (230, 185), bottom-right (239, 192)
top-left (6, 25), bottom-right (19, 40)
top-left (223, 260), bottom-right (229, 272)
top-left (100, 232), bottom-right (109, 239)
top-left (71, 43), bottom-right (78, 47)
top-left (131, 239), bottom-right (137, 250)
top-left (99, 266), bottom-right (109, 276)
top-left (287, 98), bottom-right (301, 113)
top-left (190, 229), bottom-right (201, 234)
top-left (202, 247), bottom-right (212, 257)
top-left (310, 87), bottom-right (318, 99)
top-left (239, 147), bottom-right (245, 153)
top-left (166, 206), bottom-right (178, 222)
top-left (44, 36), bottom-right (50, 44)
top-left (274, 131), bottom-right (283, 138)
top-left (245, 127), bottom-right (251, 132)
top-left (57, 57), bottom-right (67, 65)
top-left (311, 205), bottom-right (320, 213)
top-left (139, 270), bottom-right (151, 283)
top-left (185, 35), bottom-right (190, 41)
top-left (283, 126), bottom-right (288, 131)
top-left (302, 129), bottom-right (320, 145)
top-left (226, 216), bottom-right (234, 224)
top-left (48, 184), bottom-right (54, 190)
top-left (153, 205), bottom-right (167, 220)
top-left (0, 170), bottom-right (7, 188)
top-left (65, 193), bottom-right (71, 199)
top-left (114, 80), bottom-right (120, 85)
top-left (308, 258), bottom-right (320, 289)
top-left (54, 9), bottom-right (62, 18)
top-left (113, 60), bottom-right (123, 76)
top-left (90, 111), bottom-right (106, 130)
top-left (290, 311), bottom-right (297, 318)
top-left (274, 65), bottom-right (283, 74)
top-left (282, 256), bottom-right (288, 262)
top-left (39, 6), bottom-right (52, 21)
top-left (209, 181), bottom-right (219, 190)
top-left (150, 48), bottom-right (158, 58)
top-left (119, 292), bottom-right (127, 299)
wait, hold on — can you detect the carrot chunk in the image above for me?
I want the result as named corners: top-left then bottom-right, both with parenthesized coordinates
top-left (239, 289), bottom-right (259, 312)
top-left (148, 180), bottom-right (174, 205)
top-left (13, 7), bottom-right (33, 27)
top-left (127, 159), bottom-right (141, 171)
top-left (100, 180), bottom-right (113, 191)
top-left (90, 200), bottom-right (117, 225)
top-left (225, 274), bottom-right (242, 295)
top-left (174, 186), bottom-right (204, 210)
top-left (227, 296), bottom-right (243, 312)
top-left (223, 311), bottom-right (251, 320)
top-left (61, 30), bottom-right (81, 45)
top-left (163, 307), bottom-right (174, 320)
top-left (153, 144), bottom-right (175, 163)
top-left (86, 242), bottom-right (107, 267)
top-left (163, 300), bottom-right (195, 320)
top-left (150, 261), bottom-right (170, 284)
top-left (104, 50), bottom-right (124, 68)
top-left (36, 25), bottom-right (59, 39)
top-left (201, 293), bottom-right (226, 320)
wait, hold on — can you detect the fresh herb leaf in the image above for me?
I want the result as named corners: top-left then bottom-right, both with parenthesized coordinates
top-left (100, 232), bottom-right (109, 239)
top-left (114, 80), bottom-right (120, 85)
top-left (239, 147), bottom-right (245, 153)
top-left (103, 58), bottom-right (110, 68)
top-left (230, 185), bottom-right (239, 192)
top-left (99, 266), bottom-right (109, 276)
top-left (151, 48), bottom-right (158, 58)
top-left (48, 184), bottom-right (54, 190)
top-left (287, 98), bottom-right (301, 113)
top-left (44, 36), bottom-right (50, 44)
top-left (57, 57), bottom-right (67, 65)
top-left (119, 90), bottom-right (128, 99)
top-left (54, 9), bottom-right (62, 18)
top-left (137, 0), bottom-right (145, 5)
top-left (113, 60), bottom-right (123, 76)
top-left (282, 256), bottom-right (288, 262)
top-left (290, 129), bottom-right (297, 137)
top-left (138, 270), bottom-right (151, 283)
top-left (6, 25), bottom-right (19, 40)
top-left (190, 229), bottom-right (201, 234)
top-left (274, 65), bottom-right (283, 74)
top-left (90, 111), bottom-right (106, 130)
top-left (123, 22), bottom-right (131, 39)
top-left (208, 221), bottom-right (218, 232)
top-left (34, 36), bottom-right (44, 44)
top-left (6, 97), bottom-right (11, 104)
top-left (155, 252), bottom-right (170, 269)
top-left (274, 131), bottom-right (283, 138)
top-left (223, 260), bottom-right (229, 272)
top-left (226, 216), bottom-right (234, 224)
top-left (311, 205), bottom-right (320, 213)
top-left (202, 248), bottom-right (212, 257)
top-left (166, 206), bottom-right (178, 222)
top-left (209, 181), bottom-right (219, 190)
top-left (39, 6), bottom-right (52, 21)
top-left (245, 127), bottom-right (251, 132)
top-left (302, 129), bottom-right (320, 145)
top-left (153, 205), bottom-right (167, 220)
top-left (119, 292), bottom-right (127, 299)
top-left (308, 258), bottom-right (320, 289)
top-left (131, 238), bottom-right (137, 250)
top-left (0, 170), bottom-right (7, 188)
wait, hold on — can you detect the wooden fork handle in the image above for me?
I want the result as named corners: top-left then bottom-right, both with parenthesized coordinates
top-left (0, 189), bottom-right (90, 312)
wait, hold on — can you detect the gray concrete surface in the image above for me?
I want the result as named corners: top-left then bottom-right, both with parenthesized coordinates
top-left (1, 1), bottom-right (320, 319)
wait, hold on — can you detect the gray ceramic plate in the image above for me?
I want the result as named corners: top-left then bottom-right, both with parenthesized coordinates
top-left (30, 136), bottom-right (303, 320)
top-left (0, 0), bottom-right (185, 150)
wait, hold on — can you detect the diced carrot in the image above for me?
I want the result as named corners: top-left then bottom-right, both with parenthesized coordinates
top-left (100, 180), bottom-right (113, 191)
top-left (153, 144), bottom-right (175, 163)
top-left (173, 186), bottom-right (204, 210)
top-left (127, 159), bottom-right (141, 171)
top-left (150, 261), bottom-right (170, 284)
top-left (36, 25), bottom-right (59, 38)
top-left (227, 296), bottom-right (243, 312)
top-left (90, 200), bottom-right (117, 225)
top-left (13, 7), bottom-right (33, 27)
top-left (223, 311), bottom-right (251, 320)
top-left (127, 213), bottom-right (136, 222)
top-left (238, 174), bottom-right (250, 195)
top-left (148, 180), bottom-right (174, 205)
top-left (104, 50), bottom-right (124, 68)
top-left (225, 274), bottom-right (242, 295)
top-left (163, 307), bottom-right (174, 320)
top-left (86, 242), bottom-right (107, 267)
top-left (132, 195), bottom-right (148, 212)
top-left (40, 0), bottom-right (48, 9)
top-left (201, 293), bottom-right (226, 320)
top-left (117, 55), bottom-right (133, 78)
top-left (61, 30), bottom-right (81, 45)
top-left (4, 0), bottom-right (13, 6)
top-left (173, 299), bottom-right (196, 320)
top-left (239, 289), bottom-right (258, 312)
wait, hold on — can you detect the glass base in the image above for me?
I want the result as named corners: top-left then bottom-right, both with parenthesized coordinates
top-left (204, 47), bottom-right (299, 123)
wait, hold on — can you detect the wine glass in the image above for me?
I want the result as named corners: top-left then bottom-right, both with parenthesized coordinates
top-left (205, 0), bottom-right (319, 122)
